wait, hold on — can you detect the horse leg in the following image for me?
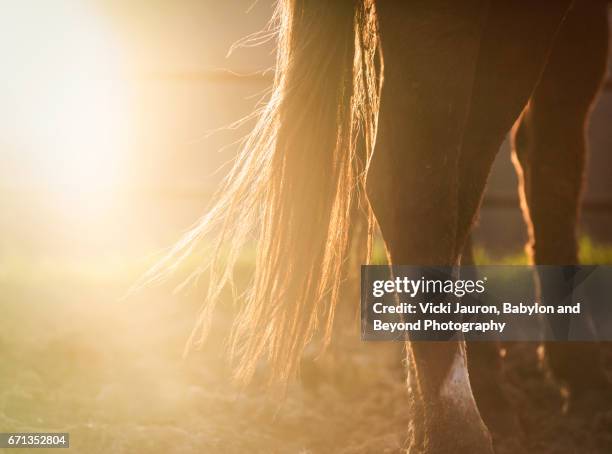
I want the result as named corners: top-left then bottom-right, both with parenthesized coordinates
top-left (462, 237), bottom-right (513, 440)
top-left (511, 0), bottom-right (610, 396)
top-left (463, 234), bottom-right (519, 444)
top-left (369, 1), bottom-right (492, 452)
top-left (452, 0), bottom-right (572, 441)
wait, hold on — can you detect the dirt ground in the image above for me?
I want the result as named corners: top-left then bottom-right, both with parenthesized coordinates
top-left (1, 267), bottom-right (612, 454)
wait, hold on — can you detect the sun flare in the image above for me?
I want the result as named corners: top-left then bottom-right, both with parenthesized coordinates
top-left (0, 1), bottom-right (130, 208)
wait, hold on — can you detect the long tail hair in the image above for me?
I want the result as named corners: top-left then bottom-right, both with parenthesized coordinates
top-left (142, 0), bottom-right (382, 383)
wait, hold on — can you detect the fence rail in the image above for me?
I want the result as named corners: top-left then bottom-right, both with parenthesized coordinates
top-left (146, 69), bottom-right (612, 91)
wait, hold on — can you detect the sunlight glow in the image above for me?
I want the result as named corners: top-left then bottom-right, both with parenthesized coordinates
top-left (0, 1), bottom-right (131, 208)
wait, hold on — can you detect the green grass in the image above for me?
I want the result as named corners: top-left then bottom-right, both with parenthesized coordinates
top-left (371, 236), bottom-right (612, 266)
top-left (473, 237), bottom-right (612, 265)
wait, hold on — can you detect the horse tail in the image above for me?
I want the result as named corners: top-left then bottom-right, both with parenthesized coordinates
top-left (143, 0), bottom-right (382, 383)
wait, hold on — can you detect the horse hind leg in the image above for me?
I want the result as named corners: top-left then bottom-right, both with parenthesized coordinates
top-left (511, 0), bottom-right (610, 396)
top-left (453, 0), bottom-right (573, 443)
top-left (369, 1), bottom-right (493, 452)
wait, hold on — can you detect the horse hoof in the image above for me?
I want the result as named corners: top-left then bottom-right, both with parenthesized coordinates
top-left (406, 401), bottom-right (494, 454)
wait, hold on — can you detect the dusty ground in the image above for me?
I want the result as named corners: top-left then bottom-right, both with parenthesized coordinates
top-left (1, 250), bottom-right (612, 453)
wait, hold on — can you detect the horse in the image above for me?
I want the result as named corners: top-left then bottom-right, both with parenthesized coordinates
top-left (148, 0), bottom-right (610, 451)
